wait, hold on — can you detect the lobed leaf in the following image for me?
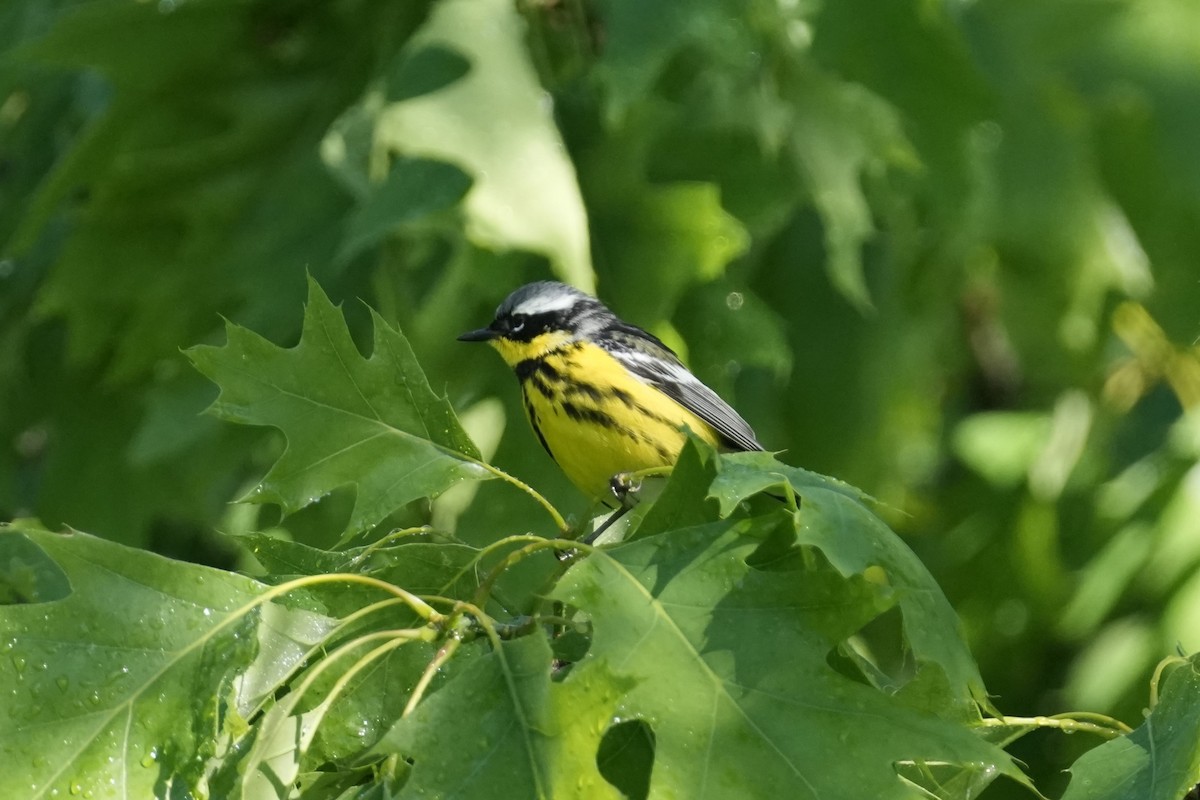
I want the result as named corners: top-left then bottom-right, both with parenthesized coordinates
top-left (189, 277), bottom-right (490, 539)
top-left (553, 519), bottom-right (1029, 798)
top-left (710, 449), bottom-right (988, 714)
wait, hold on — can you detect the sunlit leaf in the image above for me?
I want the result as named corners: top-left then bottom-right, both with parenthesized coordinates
top-left (189, 278), bottom-right (490, 539)
top-left (1061, 655), bottom-right (1200, 800)
top-left (708, 450), bottom-right (988, 713)
top-left (366, 0), bottom-right (593, 289)
top-left (0, 521), bottom-right (328, 800)
top-left (554, 519), bottom-right (1029, 798)
top-left (377, 633), bottom-right (625, 800)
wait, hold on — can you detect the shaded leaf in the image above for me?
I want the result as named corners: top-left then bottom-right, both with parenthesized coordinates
top-left (234, 531), bottom-right (493, 618)
top-left (629, 435), bottom-right (721, 539)
top-left (782, 69), bottom-right (913, 310)
top-left (0, 527), bottom-right (70, 604)
top-left (596, 719), bottom-right (656, 800)
top-left (14, 0), bottom-right (399, 382)
top-left (385, 44), bottom-right (473, 103)
top-left (710, 450), bottom-right (872, 512)
top-left (591, 178), bottom-right (748, 324)
top-left (593, 0), bottom-right (752, 117)
top-left (338, 158), bottom-right (473, 263)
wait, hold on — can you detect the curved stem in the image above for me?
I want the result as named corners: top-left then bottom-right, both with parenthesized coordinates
top-left (403, 636), bottom-right (463, 718)
top-left (979, 713), bottom-right (1131, 740)
top-left (472, 539), bottom-right (593, 608)
top-left (418, 594), bottom-right (462, 609)
top-left (349, 526), bottom-right (432, 566)
top-left (448, 533), bottom-right (549, 589)
top-left (247, 572), bottom-right (443, 623)
top-left (333, 596), bottom-right (410, 632)
top-left (299, 635), bottom-right (416, 754)
top-left (455, 601), bottom-right (502, 648)
top-left (162, 571), bottom-right (445, 732)
top-left (287, 629), bottom-right (428, 717)
top-left (1048, 711), bottom-right (1134, 733)
top-left (477, 462), bottom-right (568, 532)
top-left (239, 627), bottom-right (431, 793)
top-left (626, 465), bottom-right (673, 481)
top-left (1149, 654), bottom-right (1188, 709)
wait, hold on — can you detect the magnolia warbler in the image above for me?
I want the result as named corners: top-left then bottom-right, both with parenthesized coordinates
top-left (458, 282), bottom-right (763, 511)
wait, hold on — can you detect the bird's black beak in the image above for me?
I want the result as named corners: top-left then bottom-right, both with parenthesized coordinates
top-left (457, 327), bottom-right (499, 342)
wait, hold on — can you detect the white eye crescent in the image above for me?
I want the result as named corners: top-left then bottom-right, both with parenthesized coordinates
top-left (511, 318), bottom-right (526, 333)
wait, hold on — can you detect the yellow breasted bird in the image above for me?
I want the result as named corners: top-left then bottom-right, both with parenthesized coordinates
top-left (458, 282), bottom-right (763, 505)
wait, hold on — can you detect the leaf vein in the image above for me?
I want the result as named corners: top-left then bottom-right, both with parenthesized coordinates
top-left (600, 551), bottom-right (820, 796)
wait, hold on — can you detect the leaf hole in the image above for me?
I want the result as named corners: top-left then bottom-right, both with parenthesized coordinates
top-left (828, 605), bottom-right (916, 694)
top-left (597, 718), bottom-right (655, 800)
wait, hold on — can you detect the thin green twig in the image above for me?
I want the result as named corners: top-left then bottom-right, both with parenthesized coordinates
top-left (979, 712), bottom-right (1131, 739)
top-left (1149, 654), bottom-right (1189, 709)
top-left (472, 539), bottom-right (592, 608)
top-left (403, 635), bottom-right (463, 718)
top-left (477, 462), bottom-right (568, 532)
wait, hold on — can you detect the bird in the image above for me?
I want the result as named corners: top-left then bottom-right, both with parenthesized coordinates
top-left (457, 281), bottom-right (763, 514)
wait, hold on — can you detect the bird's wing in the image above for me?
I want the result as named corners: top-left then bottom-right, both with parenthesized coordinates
top-left (602, 323), bottom-right (764, 452)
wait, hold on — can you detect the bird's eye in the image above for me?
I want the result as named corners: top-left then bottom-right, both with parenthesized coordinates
top-left (510, 318), bottom-right (526, 333)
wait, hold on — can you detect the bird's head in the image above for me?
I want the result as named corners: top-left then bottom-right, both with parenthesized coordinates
top-left (457, 281), bottom-right (611, 365)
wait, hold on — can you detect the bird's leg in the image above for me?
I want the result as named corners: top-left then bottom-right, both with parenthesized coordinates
top-left (580, 472), bottom-right (642, 545)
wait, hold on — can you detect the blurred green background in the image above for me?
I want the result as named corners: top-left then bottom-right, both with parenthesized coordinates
top-left (3, 0), bottom-right (1199, 795)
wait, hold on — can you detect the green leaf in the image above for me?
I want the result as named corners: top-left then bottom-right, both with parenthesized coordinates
top-left (362, 0), bottom-right (593, 289)
top-left (235, 531), bottom-right (498, 618)
top-left (591, 179), bottom-right (749, 323)
top-left (782, 69), bottom-right (913, 311)
top-left (553, 520), bottom-right (1028, 798)
top-left (377, 633), bottom-right (625, 800)
top-left (674, 280), bottom-right (793, 397)
top-left (629, 435), bottom-right (722, 538)
top-left (709, 450), bottom-right (873, 515)
top-left (189, 277), bottom-right (491, 539)
top-left (338, 157), bottom-right (473, 263)
top-left (596, 719), bottom-right (655, 800)
top-left (1061, 655), bottom-right (1200, 800)
top-left (708, 451), bottom-right (987, 712)
top-left (13, 0), bottom-right (401, 383)
top-left (385, 44), bottom-right (473, 103)
top-left (593, 0), bottom-right (752, 117)
top-left (0, 521), bottom-right (327, 800)
top-left (204, 535), bottom-right (485, 794)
